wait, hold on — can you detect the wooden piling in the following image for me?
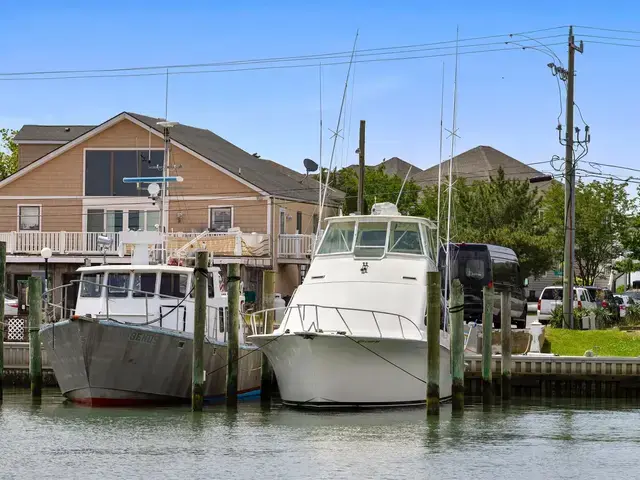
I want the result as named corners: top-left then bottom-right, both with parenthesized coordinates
top-left (260, 270), bottom-right (276, 403)
top-left (226, 263), bottom-right (241, 407)
top-left (0, 241), bottom-right (5, 402)
top-left (28, 276), bottom-right (42, 397)
top-left (482, 285), bottom-right (494, 404)
top-left (501, 290), bottom-right (512, 401)
top-left (426, 271), bottom-right (441, 416)
top-left (450, 279), bottom-right (464, 411)
top-left (192, 250), bottom-right (208, 412)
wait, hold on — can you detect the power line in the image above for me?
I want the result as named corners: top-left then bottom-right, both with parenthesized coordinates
top-left (578, 34), bottom-right (640, 42)
top-left (0, 30), bottom-right (568, 78)
top-left (574, 25), bottom-right (640, 35)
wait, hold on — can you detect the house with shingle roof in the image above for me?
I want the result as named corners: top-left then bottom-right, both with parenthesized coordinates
top-left (1, 111), bottom-right (339, 309)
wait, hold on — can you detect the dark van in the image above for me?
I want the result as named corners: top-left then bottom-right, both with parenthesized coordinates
top-left (438, 243), bottom-right (528, 329)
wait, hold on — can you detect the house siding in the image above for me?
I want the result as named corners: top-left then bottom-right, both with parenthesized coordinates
top-left (18, 144), bottom-right (61, 170)
top-left (168, 199), bottom-right (268, 233)
top-left (0, 199), bottom-right (82, 232)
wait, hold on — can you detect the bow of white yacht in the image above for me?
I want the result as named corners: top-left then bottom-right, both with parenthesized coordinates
top-left (249, 203), bottom-right (452, 408)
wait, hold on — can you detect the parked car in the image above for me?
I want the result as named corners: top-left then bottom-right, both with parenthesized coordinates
top-left (623, 290), bottom-right (640, 302)
top-left (614, 294), bottom-right (635, 318)
top-left (5, 293), bottom-right (18, 316)
top-left (537, 286), bottom-right (596, 324)
top-left (583, 287), bottom-right (620, 322)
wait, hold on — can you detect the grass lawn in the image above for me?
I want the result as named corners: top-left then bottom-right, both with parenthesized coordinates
top-left (543, 327), bottom-right (640, 357)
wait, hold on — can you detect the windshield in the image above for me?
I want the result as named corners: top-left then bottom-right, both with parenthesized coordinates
top-left (317, 221), bottom-right (355, 254)
top-left (81, 273), bottom-right (104, 298)
top-left (388, 222), bottom-right (423, 255)
top-left (354, 222), bottom-right (387, 258)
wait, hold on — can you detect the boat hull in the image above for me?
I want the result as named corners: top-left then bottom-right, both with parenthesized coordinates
top-left (40, 319), bottom-right (261, 406)
top-left (250, 332), bottom-right (451, 408)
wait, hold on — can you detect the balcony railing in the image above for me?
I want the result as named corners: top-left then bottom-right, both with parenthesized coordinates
top-left (278, 234), bottom-right (314, 259)
top-left (0, 230), bottom-right (315, 261)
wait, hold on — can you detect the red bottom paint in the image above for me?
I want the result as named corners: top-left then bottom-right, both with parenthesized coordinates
top-left (68, 387), bottom-right (261, 407)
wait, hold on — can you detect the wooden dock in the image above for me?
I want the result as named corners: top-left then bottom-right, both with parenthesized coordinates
top-left (465, 354), bottom-right (640, 398)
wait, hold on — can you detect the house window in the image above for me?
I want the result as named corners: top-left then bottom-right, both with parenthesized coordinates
top-left (18, 206), bottom-right (40, 231)
top-left (313, 213), bottom-right (319, 234)
top-left (296, 212), bottom-right (302, 233)
top-left (209, 207), bottom-right (232, 232)
top-left (128, 210), bottom-right (160, 231)
top-left (106, 211), bottom-right (124, 232)
top-left (87, 209), bottom-right (105, 232)
top-left (84, 150), bottom-right (164, 196)
top-left (279, 210), bottom-right (286, 234)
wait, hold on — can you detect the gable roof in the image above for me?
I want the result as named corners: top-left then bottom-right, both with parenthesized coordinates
top-left (13, 125), bottom-right (94, 143)
top-left (378, 157), bottom-right (422, 178)
top-left (4, 112), bottom-right (343, 205)
top-left (127, 113), bottom-right (343, 205)
top-left (411, 145), bottom-right (554, 190)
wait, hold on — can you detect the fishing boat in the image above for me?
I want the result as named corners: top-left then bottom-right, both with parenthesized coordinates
top-left (248, 202), bottom-right (452, 408)
top-left (40, 231), bottom-right (261, 406)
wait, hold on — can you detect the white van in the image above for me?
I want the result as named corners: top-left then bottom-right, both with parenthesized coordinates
top-left (537, 286), bottom-right (596, 325)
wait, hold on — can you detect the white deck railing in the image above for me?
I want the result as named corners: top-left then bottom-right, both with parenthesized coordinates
top-left (0, 230), bottom-right (313, 260)
top-left (278, 234), bottom-right (314, 259)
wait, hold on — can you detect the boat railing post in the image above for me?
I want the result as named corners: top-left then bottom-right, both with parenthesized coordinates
top-left (105, 279), bottom-right (109, 321)
top-left (226, 263), bottom-right (240, 407)
top-left (28, 276), bottom-right (42, 398)
top-left (371, 312), bottom-right (382, 338)
top-left (426, 271), bottom-right (441, 416)
top-left (315, 305), bottom-right (319, 331)
top-left (144, 295), bottom-right (149, 325)
top-left (397, 315), bottom-right (405, 339)
top-left (192, 250), bottom-right (208, 412)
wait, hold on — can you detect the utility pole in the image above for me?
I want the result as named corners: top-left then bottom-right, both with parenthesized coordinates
top-left (357, 120), bottom-right (366, 214)
top-left (562, 26), bottom-right (584, 330)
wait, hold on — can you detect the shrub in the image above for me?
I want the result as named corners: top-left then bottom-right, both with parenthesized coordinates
top-left (624, 304), bottom-right (640, 326)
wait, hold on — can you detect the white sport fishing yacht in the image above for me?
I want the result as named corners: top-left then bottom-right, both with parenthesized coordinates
top-left (40, 231), bottom-right (261, 406)
top-left (249, 202), bottom-right (452, 408)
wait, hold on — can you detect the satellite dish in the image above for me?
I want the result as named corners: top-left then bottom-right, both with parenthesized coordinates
top-left (147, 183), bottom-right (161, 197)
top-left (303, 158), bottom-right (318, 173)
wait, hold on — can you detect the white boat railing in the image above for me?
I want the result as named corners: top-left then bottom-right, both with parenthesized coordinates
top-left (249, 304), bottom-right (424, 340)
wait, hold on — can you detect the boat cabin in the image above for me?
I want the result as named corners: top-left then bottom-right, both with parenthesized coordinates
top-left (275, 203), bottom-right (438, 339)
top-left (74, 264), bottom-right (244, 343)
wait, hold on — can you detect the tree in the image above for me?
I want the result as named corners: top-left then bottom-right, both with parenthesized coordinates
top-left (0, 128), bottom-right (18, 179)
top-left (418, 167), bottom-right (556, 279)
top-left (321, 165), bottom-right (422, 216)
top-left (543, 179), bottom-right (634, 286)
top-left (614, 258), bottom-right (640, 289)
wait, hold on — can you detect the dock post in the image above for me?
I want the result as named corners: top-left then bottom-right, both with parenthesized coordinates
top-left (0, 242), bottom-right (5, 402)
top-left (501, 290), bottom-right (512, 401)
top-left (482, 285), bottom-right (494, 404)
top-left (450, 279), bottom-right (464, 411)
top-left (260, 270), bottom-right (277, 404)
top-left (192, 250), bottom-right (208, 412)
top-left (28, 276), bottom-right (42, 398)
top-left (226, 263), bottom-right (241, 407)
top-left (426, 271), bottom-right (441, 416)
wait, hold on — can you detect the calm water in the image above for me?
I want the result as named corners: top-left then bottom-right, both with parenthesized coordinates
top-left (1, 390), bottom-right (639, 479)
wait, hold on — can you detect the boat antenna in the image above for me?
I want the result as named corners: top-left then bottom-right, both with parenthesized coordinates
top-left (444, 27), bottom-right (460, 331)
top-left (395, 165), bottom-right (412, 208)
top-left (319, 30), bottom-right (359, 219)
top-left (436, 62), bottom-right (445, 250)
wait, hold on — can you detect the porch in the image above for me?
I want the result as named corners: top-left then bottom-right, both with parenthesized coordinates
top-left (0, 231), bottom-right (316, 263)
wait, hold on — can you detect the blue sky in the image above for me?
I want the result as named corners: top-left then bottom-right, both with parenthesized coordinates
top-left (1, 0), bottom-right (638, 185)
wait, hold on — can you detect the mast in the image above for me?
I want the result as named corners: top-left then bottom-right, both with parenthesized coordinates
top-left (317, 62), bottom-right (324, 232)
top-left (444, 28), bottom-right (460, 330)
top-left (436, 62), bottom-right (445, 253)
